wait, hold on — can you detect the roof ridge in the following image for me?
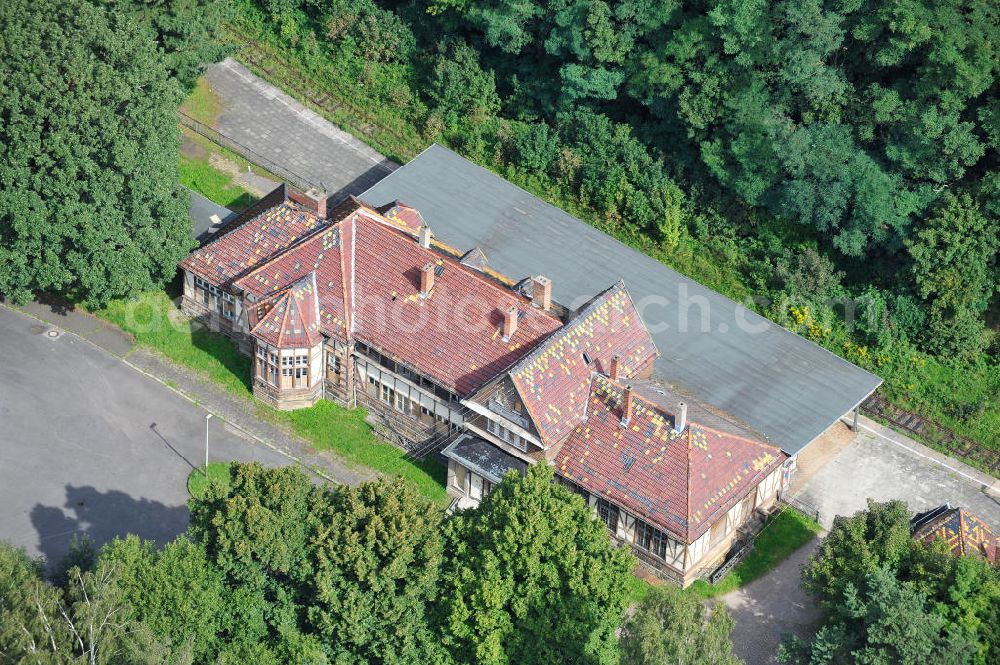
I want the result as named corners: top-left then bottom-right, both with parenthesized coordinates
top-left (248, 288), bottom-right (288, 339)
top-left (686, 425), bottom-right (694, 541)
top-left (197, 183), bottom-right (289, 248)
top-left (508, 280), bottom-right (626, 377)
top-left (276, 287), bottom-right (295, 348)
top-left (690, 420), bottom-right (779, 451)
top-left (233, 213), bottom-right (346, 290)
top-left (353, 213), bottom-right (548, 314)
top-left (958, 509), bottom-right (967, 556)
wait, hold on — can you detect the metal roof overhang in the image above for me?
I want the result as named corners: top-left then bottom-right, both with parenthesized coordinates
top-left (363, 144), bottom-right (883, 456)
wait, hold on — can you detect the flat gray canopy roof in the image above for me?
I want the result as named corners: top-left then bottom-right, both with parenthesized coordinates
top-left (188, 188), bottom-right (236, 243)
top-left (443, 433), bottom-right (529, 484)
top-left (363, 144), bottom-right (882, 455)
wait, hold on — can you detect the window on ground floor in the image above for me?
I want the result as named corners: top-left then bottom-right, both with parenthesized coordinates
top-left (709, 516), bottom-right (728, 548)
top-left (256, 345), bottom-right (281, 387)
top-left (596, 498), bottom-right (619, 532)
top-left (193, 276), bottom-right (234, 319)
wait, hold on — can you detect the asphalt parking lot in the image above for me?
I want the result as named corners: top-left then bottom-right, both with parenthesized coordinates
top-left (0, 306), bottom-right (289, 565)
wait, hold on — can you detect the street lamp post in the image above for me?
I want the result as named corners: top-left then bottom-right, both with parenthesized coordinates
top-left (205, 413), bottom-right (212, 477)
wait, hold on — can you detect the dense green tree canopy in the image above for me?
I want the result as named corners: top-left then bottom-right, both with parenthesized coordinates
top-left (306, 478), bottom-right (447, 664)
top-left (437, 464), bottom-right (634, 665)
top-left (782, 567), bottom-right (976, 665)
top-left (801, 499), bottom-right (913, 608)
top-left (0, 0), bottom-right (194, 307)
top-left (906, 192), bottom-right (998, 358)
top-left (792, 500), bottom-right (1000, 664)
top-left (0, 543), bottom-right (136, 664)
top-left (100, 536), bottom-right (227, 662)
top-left (1, 462), bottom-right (649, 663)
top-left (619, 585), bottom-right (742, 665)
top-left (111, 0), bottom-right (232, 91)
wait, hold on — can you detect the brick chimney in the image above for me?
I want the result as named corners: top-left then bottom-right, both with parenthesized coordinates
top-left (420, 263), bottom-right (435, 297)
top-left (503, 306), bottom-right (518, 340)
top-left (621, 385), bottom-right (634, 427)
top-left (532, 276), bottom-right (552, 311)
top-left (674, 402), bottom-right (688, 434)
top-left (609, 355), bottom-right (621, 381)
top-left (418, 226), bottom-right (432, 249)
top-left (303, 187), bottom-right (328, 218)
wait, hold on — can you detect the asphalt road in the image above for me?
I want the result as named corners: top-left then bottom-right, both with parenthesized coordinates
top-left (0, 306), bottom-right (289, 566)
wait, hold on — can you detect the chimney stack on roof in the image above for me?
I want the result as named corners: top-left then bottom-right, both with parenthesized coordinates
top-left (621, 385), bottom-right (634, 427)
top-left (503, 306), bottom-right (518, 340)
top-left (420, 263), bottom-right (435, 297)
top-left (302, 187), bottom-right (328, 219)
top-left (609, 355), bottom-right (622, 381)
top-left (418, 225), bottom-right (432, 249)
top-left (532, 276), bottom-right (552, 311)
top-left (674, 402), bottom-right (688, 434)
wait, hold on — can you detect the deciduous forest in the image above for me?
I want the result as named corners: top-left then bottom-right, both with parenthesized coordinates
top-left (232, 0), bottom-right (1000, 452)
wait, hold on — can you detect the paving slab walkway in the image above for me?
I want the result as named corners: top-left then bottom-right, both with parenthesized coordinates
top-left (203, 58), bottom-right (397, 201)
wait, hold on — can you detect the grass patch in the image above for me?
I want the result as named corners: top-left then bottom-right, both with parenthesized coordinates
top-left (188, 461), bottom-right (233, 499)
top-left (94, 290), bottom-right (448, 504)
top-left (95, 291), bottom-right (253, 397)
top-left (275, 400), bottom-right (448, 505)
top-left (180, 78), bottom-right (224, 127)
top-left (179, 128), bottom-right (259, 212)
top-left (688, 507), bottom-right (823, 598)
top-left (180, 152), bottom-right (258, 212)
top-left (625, 574), bottom-right (654, 605)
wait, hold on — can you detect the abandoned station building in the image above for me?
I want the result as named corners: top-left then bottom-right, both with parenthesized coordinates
top-left (180, 145), bottom-right (880, 586)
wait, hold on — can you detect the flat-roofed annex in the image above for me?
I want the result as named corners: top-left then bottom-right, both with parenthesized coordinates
top-left (362, 144), bottom-right (883, 455)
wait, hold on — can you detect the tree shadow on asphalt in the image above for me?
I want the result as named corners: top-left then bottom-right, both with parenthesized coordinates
top-left (30, 485), bottom-right (189, 573)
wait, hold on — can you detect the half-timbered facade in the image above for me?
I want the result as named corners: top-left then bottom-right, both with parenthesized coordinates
top-left (179, 183), bottom-right (787, 585)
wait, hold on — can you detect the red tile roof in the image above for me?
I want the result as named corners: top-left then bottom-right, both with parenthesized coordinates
top-left (351, 215), bottom-right (563, 395)
top-left (557, 376), bottom-right (785, 542)
top-left (508, 282), bottom-right (658, 446)
top-left (180, 201), bottom-right (325, 286)
top-left (377, 200), bottom-right (425, 233)
top-left (235, 224), bottom-right (350, 342)
top-left (913, 507), bottom-right (998, 564)
top-left (188, 193), bottom-right (563, 395)
top-left (248, 273), bottom-right (323, 348)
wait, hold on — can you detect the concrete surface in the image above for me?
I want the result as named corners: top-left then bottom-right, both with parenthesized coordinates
top-left (204, 58), bottom-right (396, 202)
top-left (790, 421), bottom-right (1000, 530)
top-left (724, 419), bottom-right (1000, 663)
top-left (0, 305), bottom-right (291, 565)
